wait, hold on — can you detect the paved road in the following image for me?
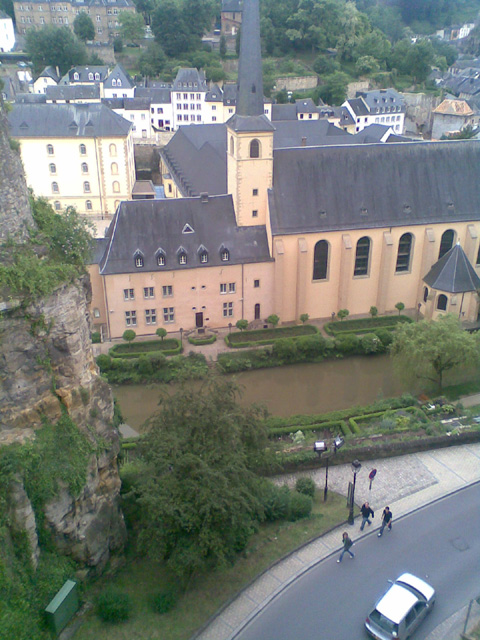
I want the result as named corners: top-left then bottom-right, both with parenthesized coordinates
top-left (235, 482), bottom-right (480, 640)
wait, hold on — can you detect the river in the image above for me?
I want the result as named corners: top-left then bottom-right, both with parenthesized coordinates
top-left (114, 355), bottom-right (414, 430)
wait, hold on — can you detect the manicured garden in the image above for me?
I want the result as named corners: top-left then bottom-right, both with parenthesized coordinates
top-left (109, 338), bottom-right (181, 358)
top-left (225, 324), bottom-right (318, 348)
top-left (324, 314), bottom-right (413, 336)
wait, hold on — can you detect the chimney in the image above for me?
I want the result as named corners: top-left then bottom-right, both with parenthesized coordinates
top-left (200, 192), bottom-right (209, 203)
top-left (301, 136), bottom-right (307, 146)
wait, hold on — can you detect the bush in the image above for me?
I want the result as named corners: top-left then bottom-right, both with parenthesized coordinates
top-left (360, 333), bottom-right (382, 354)
top-left (296, 334), bottom-right (328, 358)
top-left (272, 338), bottom-right (298, 363)
top-left (96, 588), bottom-right (132, 623)
top-left (96, 354), bottom-right (112, 371)
top-left (151, 589), bottom-right (178, 614)
top-left (375, 329), bottom-right (394, 348)
top-left (295, 476), bottom-right (316, 498)
top-left (288, 491), bottom-right (313, 521)
top-left (91, 331), bottom-right (101, 343)
top-left (335, 333), bottom-right (360, 354)
top-left (187, 334), bottom-right (216, 345)
top-left (138, 355), bottom-right (154, 376)
top-left (260, 482), bottom-right (291, 521)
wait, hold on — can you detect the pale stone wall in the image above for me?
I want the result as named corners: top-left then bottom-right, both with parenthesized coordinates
top-left (275, 76), bottom-right (318, 91)
top-left (402, 92), bottom-right (443, 137)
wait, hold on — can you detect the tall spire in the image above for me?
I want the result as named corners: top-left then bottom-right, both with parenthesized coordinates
top-left (236, 0), bottom-right (264, 117)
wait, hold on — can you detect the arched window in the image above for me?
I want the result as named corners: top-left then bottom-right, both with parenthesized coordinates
top-left (47, 144), bottom-right (54, 155)
top-left (112, 78), bottom-right (117, 87)
top-left (88, 72), bottom-right (94, 80)
top-left (156, 251), bottom-right (166, 266)
top-left (423, 286), bottom-right (429, 303)
top-left (221, 249), bottom-right (230, 262)
top-left (109, 143), bottom-right (117, 157)
top-left (313, 240), bottom-right (329, 280)
top-left (134, 253), bottom-right (144, 268)
top-left (117, 78), bottom-right (122, 87)
top-left (94, 72), bottom-right (100, 81)
top-left (111, 162), bottom-right (118, 175)
top-left (395, 233), bottom-right (413, 273)
top-left (438, 229), bottom-right (455, 260)
top-left (112, 181), bottom-right (120, 193)
top-left (230, 136), bottom-right (234, 155)
top-left (437, 294), bottom-right (448, 311)
top-left (51, 181), bottom-right (59, 193)
top-left (81, 162), bottom-right (88, 174)
top-left (49, 163), bottom-right (56, 174)
top-left (86, 200), bottom-right (92, 210)
top-left (200, 250), bottom-right (208, 264)
top-left (54, 200), bottom-right (61, 210)
top-left (249, 139), bottom-right (260, 158)
top-left (178, 251), bottom-right (187, 265)
top-left (73, 72), bottom-right (79, 80)
top-left (83, 181), bottom-right (91, 193)
top-left (79, 143), bottom-right (86, 155)
top-left (254, 303), bottom-right (260, 320)
top-left (353, 236), bottom-right (371, 277)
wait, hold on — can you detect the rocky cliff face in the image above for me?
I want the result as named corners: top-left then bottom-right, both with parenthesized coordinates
top-left (0, 103), bottom-right (126, 574)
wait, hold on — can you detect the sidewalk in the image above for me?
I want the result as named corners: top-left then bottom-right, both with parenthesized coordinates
top-left (193, 441), bottom-right (480, 640)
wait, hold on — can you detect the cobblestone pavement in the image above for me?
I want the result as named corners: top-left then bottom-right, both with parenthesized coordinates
top-left (193, 442), bottom-right (480, 640)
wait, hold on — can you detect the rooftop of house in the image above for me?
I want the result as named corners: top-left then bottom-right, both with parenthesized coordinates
top-left (60, 66), bottom-right (110, 85)
top-left (424, 242), bottom-right (480, 293)
top-left (16, 92), bottom-right (47, 104)
top-left (433, 98), bottom-right (476, 116)
top-left (268, 140), bottom-right (480, 236)
top-left (8, 102), bottom-right (132, 138)
top-left (46, 84), bottom-right (100, 101)
top-left (36, 66), bottom-right (60, 83)
top-left (104, 64), bottom-right (134, 90)
top-left (221, 0), bottom-right (242, 13)
top-left (0, 9), bottom-right (12, 18)
top-left (98, 194), bottom-right (271, 276)
top-left (134, 87), bottom-right (171, 104)
top-left (355, 88), bottom-right (404, 111)
top-left (172, 68), bottom-right (207, 92)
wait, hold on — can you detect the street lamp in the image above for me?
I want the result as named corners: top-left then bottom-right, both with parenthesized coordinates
top-left (347, 459), bottom-right (362, 525)
top-left (313, 436), bottom-right (344, 502)
top-left (179, 327), bottom-right (183, 347)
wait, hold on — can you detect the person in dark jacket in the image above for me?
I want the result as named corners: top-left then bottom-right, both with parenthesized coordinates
top-left (337, 531), bottom-right (355, 562)
top-left (378, 506), bottom-right (393, 537)
top-left (360, 501), bottom-right (374, 530)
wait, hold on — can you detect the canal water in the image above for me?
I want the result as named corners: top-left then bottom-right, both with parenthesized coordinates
top-left (114, 355), bottom-right (413, 430)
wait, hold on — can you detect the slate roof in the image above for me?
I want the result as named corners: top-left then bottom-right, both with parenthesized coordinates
top-left (273, 119), bottom-right (352, 148)
top-left (271, 103), bottom-right (298, 121)
top-left (8, 103), bottom-right (132, 138)
top-left (15, 93), bottom-right (47, 104)
top-left (346, 97), bottom-right (369, 117)
top-left (98, 195), bottom-right (271, 275)
top-left (122, 97), bottom-right (151, 111)
top-left (61, 66), bottom-right (109, 84)
top-left (433, 98), bottom-right (475, 116)
top-left (236, 0), bottom-right (263, 117)
top-left (104, 64), bottom-right (134, 90)
top-left (222, 0), bottom-right (242, 11)
top-left (173, 68), bottom-right (207, 91)
top-left (356, 89), bottom-right (404, 112)
top-left (134, 87), bottom-right (171, 104)
top-left (268, 140), bottom-right (480, 236)
top-left (46, 84), bottom-right (100, 101)
top-left (423, 243), bottom-right (480, 293)
top-left (227, 114), bottom-right (275, 132)
top-left (37, 66), bottom-right (60, 83)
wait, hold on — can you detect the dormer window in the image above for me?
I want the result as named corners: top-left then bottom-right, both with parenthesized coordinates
top-left (117, 79), bottom-right (122, 87)
top-left (156, 249), bottom-right (166, 266)
top-left (88, 72), bottom-right (94, 80)
top-left (182, 223), bottom-right (194, 234)
top-left (112, 78), bottom-right (117, 86)
top-left (221, 249), bottom-right (230, 262)
top-left (73, 72), bottom-right (79, 80)
top-left (134, 252), bottom-right (144, 268)
top-left (198, 246), bottom-right (208, 263)
top-left (95, 73), bottom-right (100, 81)
top-left (178, 251), bottom-right (187, 265)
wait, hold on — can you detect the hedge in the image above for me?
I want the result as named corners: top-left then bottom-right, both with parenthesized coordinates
top-left (109, 339), bottom-right (182, 358)
top-left (324, 315), bottom-right (412, 336)
top-left (188, 334), bottom-right (217, 346)
top-left (225, 324), bottom-right (318, 347)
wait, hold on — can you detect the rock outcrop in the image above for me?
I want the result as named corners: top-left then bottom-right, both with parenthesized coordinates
top-left (0, 101), bottom-right (126, 575)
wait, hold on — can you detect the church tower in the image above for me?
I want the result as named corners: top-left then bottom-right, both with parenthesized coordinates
top-left (227, 0), bottom-right (275, 227)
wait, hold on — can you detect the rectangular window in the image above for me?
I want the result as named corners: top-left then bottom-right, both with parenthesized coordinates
top-left (176, 92), bottom-right (181, 99)
top-left (196, 115), bottom-right (201, 121)
top-left (162, 285), bottom-right (173, 297)
top-left (223, 302), bottom-right (233, 317)
top-left (212, 105), bottom-right (216, 111)
top-left (183, 104), bottom-right (188, 110)
top-left (212, 116), bottom-right (217, 122)
top-left (178, 115), bottom-right (182, 121)
top-left (143, 286), bottom-right (154, 299)
top-left (145, 309), bottom-right (157, 325)
top-left (123, 288), bottom-right (134, 300)
top-left (220, 283), bottom-right (227, 294)
top-left (254, 279), bottom-right (260, 288)
top-left (196, 104), bottom-right (201, 110)
top-left (252, 188), bottom-right (258, 196)
top-left (228, 282), bottom-right (236, 293)
top-left (183, 93), bottom-right (188, 99)
top-left (125, 310), bottom-right (137, 326)
top-left (163, 307), bottom-right (174, 323)
top-left (196, 93), bottom-right (201, 99)
top-left (252, 210), bottom-right (258, 218)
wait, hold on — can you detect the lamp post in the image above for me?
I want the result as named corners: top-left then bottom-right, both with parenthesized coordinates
top-left (179, 327), bottom-right (183, 347)
top-left (348, 459), bottom-right (362, 525)
top-left (314, 435), bottom-right (344, 502)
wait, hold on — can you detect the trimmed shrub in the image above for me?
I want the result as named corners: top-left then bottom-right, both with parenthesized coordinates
top-left (96, 354), bottom-right (112, 371)
top-left (96, 588), bottom-right (132, 623)
top-left (360, 333), bottom-right (382, 354)
top-left (335, 333), bottom-right (361, 355)
top-left (288, 491), bottom-right (313, 521)
top-left (375, 329), bottom-right (394, 348)
top-left (272, 338), bottom-right (298, 363)
top-left (151, 589), bottom-right (178, 614)
top-left (260, 482), bottom-right (291, 521)
top-left (295, 476), bottom-right (316, 498)
top-left (188, 334), bottom-right (216, 345)
top-left (91, 331), bottom-right (101, 343)
top-left (296, 334), bottom-right (327, 358)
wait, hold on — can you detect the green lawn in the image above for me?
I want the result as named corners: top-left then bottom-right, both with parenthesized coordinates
top-left (228, 324), bottom-right (317, 345)
top-left (74, 491), bottom-right (347, 640)
top-left (111, 339), bottom-right (179, 354)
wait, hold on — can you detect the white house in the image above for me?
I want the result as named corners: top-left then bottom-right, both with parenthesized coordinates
top-left (32, 66), bottom-right (60, 94)
top-left (342, 89), bottom-right (405, 135)
top-left (103, 64), bottom-right (135, 99)
top-left (0, 10), bottom-right (15, 52)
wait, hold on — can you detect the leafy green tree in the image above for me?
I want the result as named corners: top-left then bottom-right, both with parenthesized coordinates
top-left (25, 26), bottom-right (87, 74)
top-left (355, 55), bottom-right (379, 76)
top-left (395, 302), bottom-right (405, 315)
top-left (337, 309), bottom-right (350, 321)
top-left (152, 0), bottom-right (191, 56)
top-left (391, 314), bottom-right (479, 391)
top-left (119, 11), bottom-right (145, 43)
top-left (318, 71), bottom-right (350, 105)
top-left (133, 0), bottom-right (155, 24)
top-left (355, 30), bottom-right (391, 65)
top-left (313, 55), bottom-right (339, 76)
top-left (275, 88), bottom-right (289, 103)
top-left (267, 314), bottom-right (280, 327)
top-left (219, 34), bottom-right (227, 59)
top-left (123, 329), bottom-right (136, 348)
top-left (236, 319), bottom-right (248, 332)
top-left (260, 16), bottom-right (276, 56)
top-left (0, 0), bottom-right (14, 19)
top-left (113, 36), bottom-right (124, 53)
top-left (300, 313), bottom-right (309, 324)
top-left (139, 42), bottom-right (167, 77)
top-left (156, 327), bottom-right (167, 341)
top-left (73, 12), bottom-right (95, 42)
top-left (136, 379), bottom-right (270, 579)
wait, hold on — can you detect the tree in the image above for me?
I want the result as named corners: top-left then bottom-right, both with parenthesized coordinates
top-left (236, 319), bottom-right (248, 332)
top-left (73, 12), bottom-right (95, 43)
top-left (133, 0), bottom-right (155, 24)
top-left (355, 55), bottom-right (379, 76)
top-left (369, 306), bottom-right (378, 318)
top-left (267, 314), bottom-right (280, 327)
top-left (138, 42), bottom-right (166, 77)
top-left (156, 327), bottom-right (167, 341)
top-left (25, 26), bottom-right (87, 74)
top-left (318, 71), bottom-right (350, 105)
top-left (337, 309), bottom-right (350, 321)
top-left (136, 379), bottom-right (270, 579)
top-left (390, 314), bottom-right (479, 391)
top-left (119, 11), bottom-right (145, 43)
top-left (151, 0), bottom-right (191, 56)
top-left (219, 35), bottom-right (227, 59)
top-left (395, 302), bottom-right (405, 315)
top-left (113, 36), bottom-right (124, 53)
top-left (313, 55), bottom-right (339, 76)
top-left (123, 329), bottom-right (136, 349)
top-left (300, 313), bottom-right (309, 324)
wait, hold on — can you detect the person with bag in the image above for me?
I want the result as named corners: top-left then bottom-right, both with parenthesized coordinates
top-left (337, 531), bottom-right (355, 562)
top-left (360, 501), bottom-right (374, 531)
top-left (378, 506), bottom-right (393, 537)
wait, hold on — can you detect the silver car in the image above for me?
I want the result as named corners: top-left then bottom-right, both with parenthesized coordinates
top-left (365, 573), bottom-right (436, 640)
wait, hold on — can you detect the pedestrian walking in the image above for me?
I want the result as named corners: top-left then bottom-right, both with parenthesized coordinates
top-left (360, 501), bottom-right (374, 531)
top-left (337, 531), bottom-right (355, 562)
top-left (378, 506), bottom-right (393, 537)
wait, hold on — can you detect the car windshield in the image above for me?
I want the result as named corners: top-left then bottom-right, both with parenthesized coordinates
top-left (370, 609), bottom-right (399, 634)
